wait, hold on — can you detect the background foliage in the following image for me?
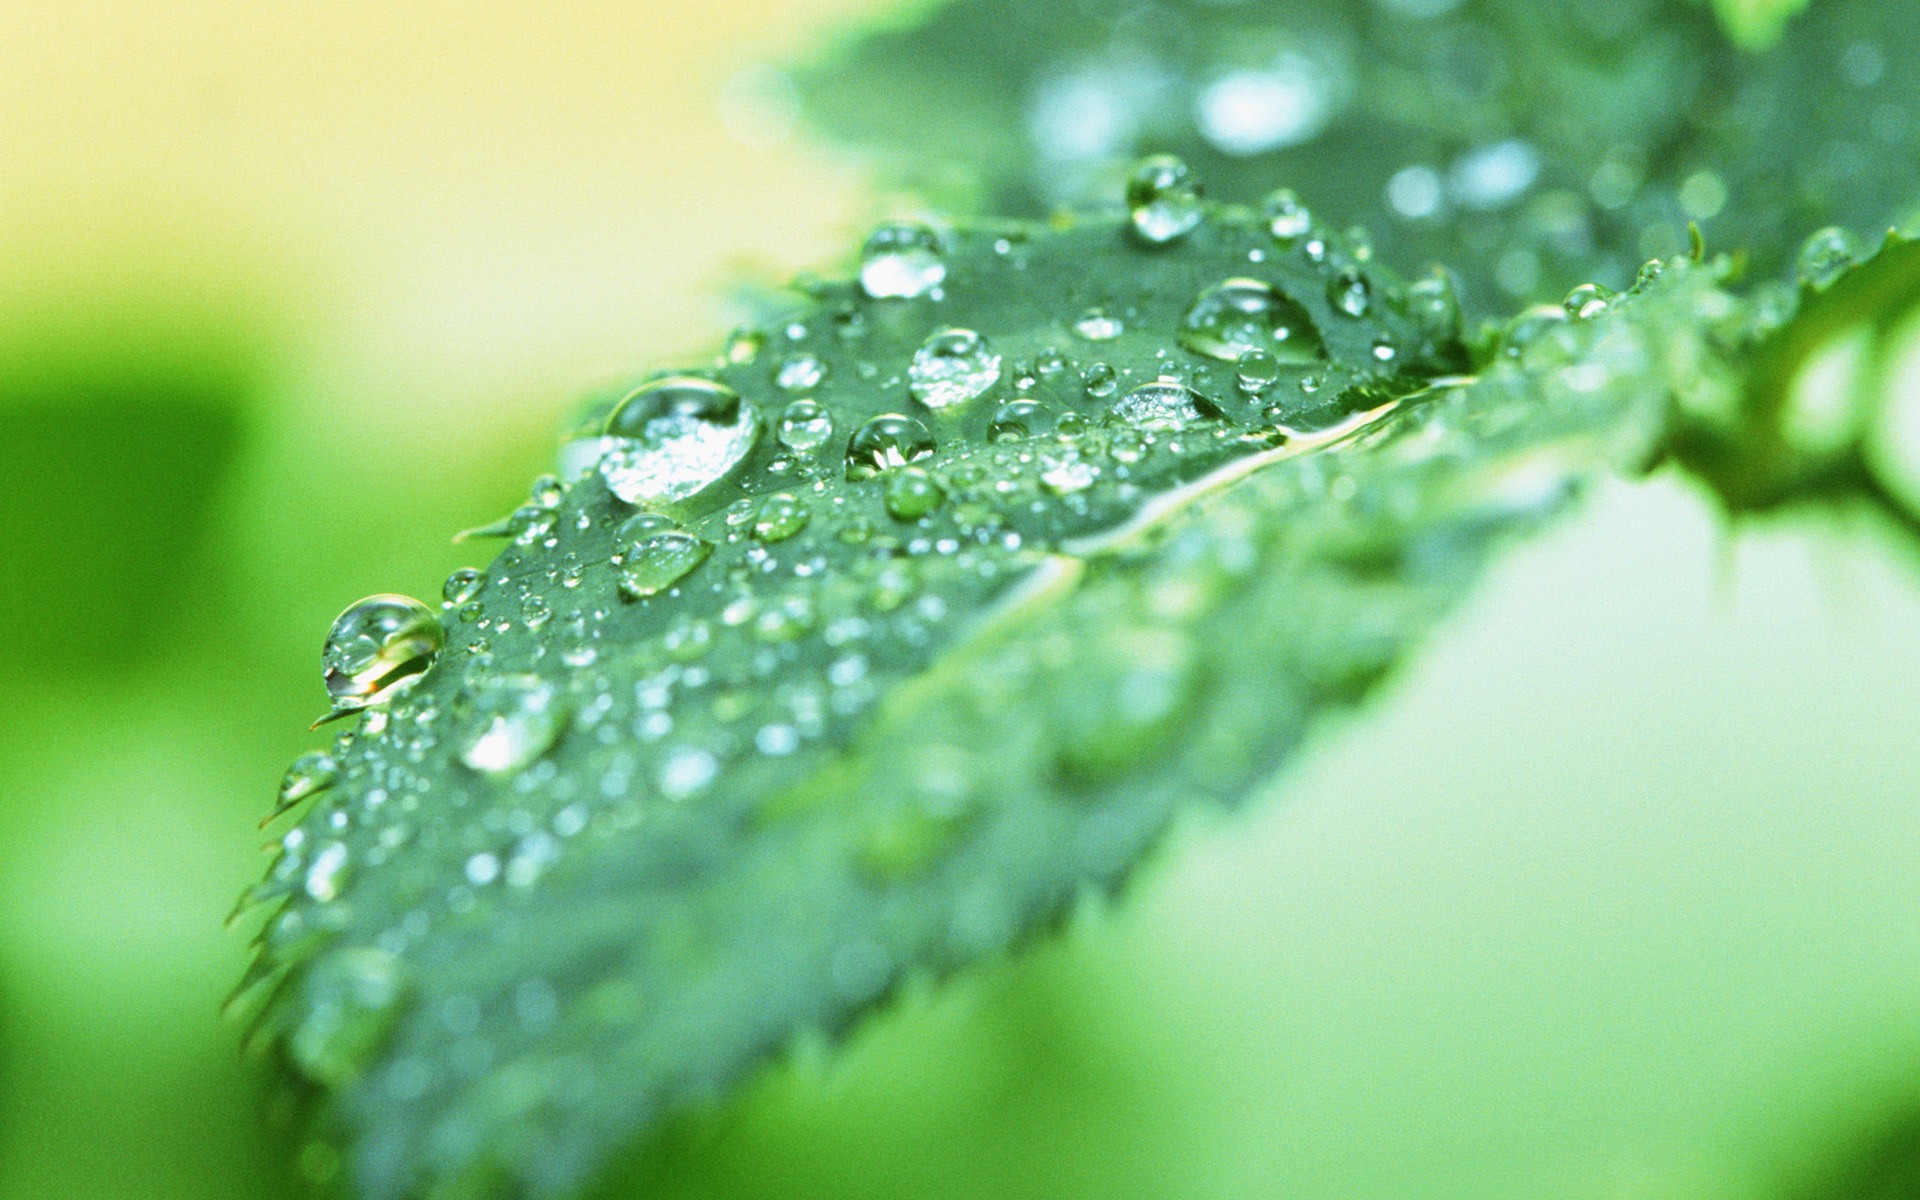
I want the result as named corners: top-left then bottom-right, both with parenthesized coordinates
top-left (2, 2), bottom-right (1919, 1199)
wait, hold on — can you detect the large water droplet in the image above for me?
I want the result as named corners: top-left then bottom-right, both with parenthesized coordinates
top-left (1178, 278), bottom-right (1326, 364)
top-left (1112, 378), bottom-right (1222, 429)
top-left (460, 674), bottom-right (566, 776)
top-left (884, 467), bottom-right (946, 521)
top-left (776, 398), bottom-right (834, 453)
top-left (599, 377), bottom-right (759, 505)
top-left (614, 513), bottom-right (714, 599)
top-left (1126, 155), bottom-right (1204, 245)
top-left (321, 595), bottom-right (443, 716)
top-left (753, 492), bottom-right (811, 542)
top-left (859, 222), bottom-right (947, 299)
top-left (845, 414), bottom-right (936, 481)
top-left (909, 328), bottom-right (1002, 409)
top-left (989, 398), bottom-right (1059, 442)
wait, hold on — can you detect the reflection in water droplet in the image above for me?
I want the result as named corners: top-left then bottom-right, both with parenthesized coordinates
top-left (460, 674), bottom-right (566, 777)
top-left (1112, 378), bottom-right (1221, 429)
top-left (846, 414), bottom-right (936, 481)
top-left (614, 513), bottom-right (714, 599)
top-left (884, 467), bottom-right (946, 521)
top-left (909, 328), bottom-right (1002, 409)
top-left (599, 377), bottom-right (759, 505)
top-left (776, 398), bottom-right (835, 453)
top-left (859, 222), bottom-right (947, 299)
top-left (321, 595), bottom-right (443, 716)
top-left (1179, 278), bottom-right (1326, 364)
top-left (1126, 155), bottom-right (1204, 245)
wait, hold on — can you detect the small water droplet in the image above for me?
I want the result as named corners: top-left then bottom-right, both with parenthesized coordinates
top-left (1562, 283), bottom-right (1614, 320)
top-left (529, 474), bottom-right (565, 508)
top-left (1236, 349), bottom-right (1282, 394)
top-left (459, 675), bottom-right (566, 777)
top-left (989, 398), bottom-right (1057, 442)
top-left (614, 513), bottom-right (714, 599)
top-left (859, 222), bottom-right (947, 299)
top-left (1263, 188), bottom-right (1313, 243)
top-left (753, 492), bottom-right (811, 542)
top-left (776, 398), bottom-right (835, 453)
top-left (1405, 270), bottom-right (1463, 341)
top-left (1126, 155), bottom-right (1204, 245)
top-left (267, 751), bottom-right (338, 824)
top-left (1797, 227), bottom-right (1864, 292)
top-left (321, 595), bottom-right (443, 716)
top-left (1072, 307), bottom-right (1125, 342)
top-left (775, 355), bottom-right (826, 392)
top-left (1179, 278), bottom-right (1326, 363)
top-left (725, 328), bottom-right (766, 364)
top-left (600, 377), bottom-right (759, 505)
top-left (845, 414), bottom-right (936, 481)
top-left (1328, 267), bottom-right (1372, 317)
top-left (1083, 362), bottom-right (1119, 398)
top-left (909, 328), bottom-right (1002, 409)
top-left (441, 568), bottom-right (485, 608)
top-left (1112, 378), bottom-right (1221, 429)
top-left (884, 467), bottom-right (946, 521)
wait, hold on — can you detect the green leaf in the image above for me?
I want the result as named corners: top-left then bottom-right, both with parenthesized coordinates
top-left (1713, 0), bottom-right (1813, 49)
top-left (235, 191), bottom-right (1756, 1200)
top-left (796, 0), bottom-right (1920, 315)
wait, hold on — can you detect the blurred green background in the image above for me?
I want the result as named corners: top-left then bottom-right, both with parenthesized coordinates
top-left (1, 3), bottom-right (1918, 1199)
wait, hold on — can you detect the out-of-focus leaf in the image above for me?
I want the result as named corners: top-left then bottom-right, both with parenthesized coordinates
top-left (796, 0), bottom-right (1920, 314)
top-left (231, 186), bottom-right (1773, 1200)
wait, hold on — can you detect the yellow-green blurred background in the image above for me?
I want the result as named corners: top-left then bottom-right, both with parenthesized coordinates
top-left (2, 4), bottom-right (1919, 1199)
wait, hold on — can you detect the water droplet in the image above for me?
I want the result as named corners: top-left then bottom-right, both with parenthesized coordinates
top-left (1500, 304), bottom-right (1571, 358)
top-left (1263, 188), bottom-right (1313, 243)
top-left (1125, 155), bottom-right (1204, 245)
top-left (442, 568), bottom-right (485, 607)
top-left (859, 222), bottom-right (947, 299)
top-left (1178, 278), bottom-right (1326, 364)
top-left (845, 414), bottom-right (936, 481)
top-left (321, 595), bottom-right (443, 716)
top-left (267, 751), bottom-right (338, 824)
top-left (725, 328), bottom-right (766, 364)
top-left (1405, 271), bottom-right (1463, 341)
top-left (599, 377), bottom-right (760, 505)
top-left (1072, 307), bottom-right (1125, 342)
top-left (884, 467), bottom-right (946, 521)
top-left (460, 675), bottom-right (566, 777)
top-left (1083, 362), bottom-right (1119, 398)
top-left (1039, 450), bottom-right (1097, 495)
top-left (1562, 283), bottom-right (1614, 320)
top-left (776, 355), bottom-right (825, 392)
top-left (776, 398), bottom-right (834, 453)
top-left (614, 513), bottom-right (714, 599)
top-left (1797, 227), bottom-right (1864, 292)
top-left (1236, 349), bottom-right (1282, 394)
top-left (989, 398), bottom-right (1057, 442)
top-left (1328, 268), bottom-right (1372, 317)
top-left (1112, 378), bottom-right (1221, 429)
top-left (909, 328), bottom-right (1002, 409)
top-left (529, 474), bottom-right (564, 508)
top-left (753, 492), bottom-right (811, 542)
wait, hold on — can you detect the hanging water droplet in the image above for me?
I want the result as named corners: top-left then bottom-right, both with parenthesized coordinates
top-left (776, 398), bottom-right (834, 453)
top-left (1562, 283), bottom-right (1614, 320)
top-left (859, 222), bottom-right (947, 299)
top-left (1125, 155), bottom-right (1204, 245)
top-left (1073, 307), bottom-right (1124, 342)
top-left (1083, 362), bottom-right (1119, 398)
top-left (1796, 227), bottom-right (1864, 292)
top-left (599, 377), bottom-right (760, 505)
top-left (1263, 188), bottom-right (1313, 244)
top-left (1112, 378), bottom-right (1222, 429)
top-left (1328, 267), bottom-right (1372, 317)
top-left (989, 398), bottom-right (1058, 442)
top-left (613, 513), bottom-right (714, 599)
top-left (753, 492), bottom-right (811, 542)
top-left (1178, 278), bottom-right (1326, 364)
top-left (321, 595), bottom-right (443, 717)
top-left (909, 328), bottom-right (1002, 409)
top-left (845, 414), bottom-right (936, 481)
top-left (1236, 349), bottom-right (1282, 394)
top-left (776, 354), bottom-right (826, 392)
top-left (459, 675), bottom-right (566, 777)
top-left (884, 467), bottom-right (946, 521)
top-left (442, 568), bottom-right (485, 608)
